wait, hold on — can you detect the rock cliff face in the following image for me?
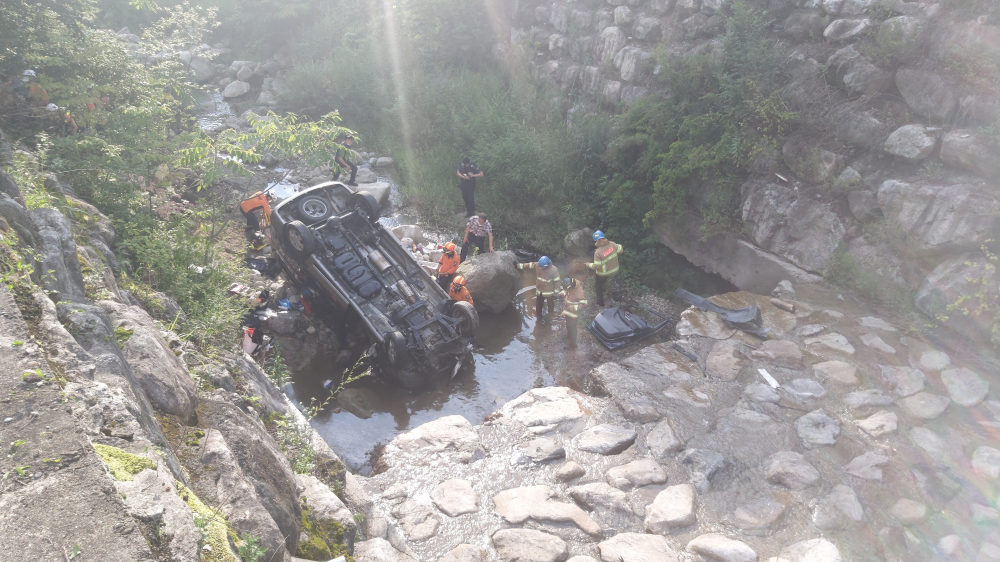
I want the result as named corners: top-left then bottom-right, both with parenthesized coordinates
top-left (507, 0), bottom-right (1000, 344)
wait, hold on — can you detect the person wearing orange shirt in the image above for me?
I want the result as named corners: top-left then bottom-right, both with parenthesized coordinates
top-left (449, 276), bottom-right (473, 306)
top-left (436, 242), bottom-right (460, 290)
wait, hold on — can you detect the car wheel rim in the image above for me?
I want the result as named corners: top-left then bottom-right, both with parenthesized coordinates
top-left (451, 311), bottom-right (468, 332)
top-left (302, 199), bottom-right (329, 219)
top-left (289, 231), bottom-right (305, 252)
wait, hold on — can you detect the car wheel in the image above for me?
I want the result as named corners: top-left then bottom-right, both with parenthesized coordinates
top-left (285, 220), bottom-right (316, 258)
top-left (449, 301), bottom-right (479, 335)
top-left (297, 195), bottom-right (334, 224)
top-left (385, 330), bottom-right (409, 368)
top-left (350, 192), bottom-right (380, 223)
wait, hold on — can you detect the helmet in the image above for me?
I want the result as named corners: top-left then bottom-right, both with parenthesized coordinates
top-left (538, 256), bottom-right (551, 268)
top-left (453, 276), bottom-right (466, 287)
top-left (562, 277), bottom-right (574, 290)
top-left (22, 70), bottom-right (36, 78)
top-left (444, 242), bottom-right (456, 253)
top-left (593, 230), bottom-right (606, 242)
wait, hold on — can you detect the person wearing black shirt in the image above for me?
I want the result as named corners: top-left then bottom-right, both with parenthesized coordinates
top-left (457, 157), bottom-right (483, 217)
top-left (335, 135), bottom-right (358, 186)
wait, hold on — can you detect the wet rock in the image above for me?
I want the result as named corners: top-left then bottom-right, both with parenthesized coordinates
top-left (845, 451), bottom-right (889, 480)
top-left (856, 410), bottom-right (897, 437)
top-left (599, 533), bottom-right (676, 562)
top-left (878, 365), bottom-right (925, 397)
top-left (972, 446), bottom-right (1000, 479)
top-left (378, 415), bottom-right (483, 469)
top-left (508, 387), bottom-right (586, 431)
top-left (861, 334), bottom-right (896, 354)
top-left (918, 350), bottom-right (951, 371)
top-left (785, 379), bottom-right (827, 399)
top-left (356, 167), bottom-right (378, 183)
top-left (606, 458), bottom-right (667, 490)
top-left (744, 383), bottom-right (780, 403)
top-left (804, 333), bottom-right (855, 356)
top-left (751, 340), bottom-right (803, 369)
top-left (707, 340), bottom-right (743, 381)
top-left (492, 528), bottom-right (567, 562)
top-left (909, 426), bottom-right (944, 457)
top-left (513, 437), bottom-right (566, 464)
top-left (861, 316), bottom-right (897, 331)
top-left (296, 474), bottom-right (355, 538)
top-left (557, 461), bottom-right (586, 481)
top-left (769, 538), bottom-right (841, 562)
top-left (795, 410), bottom-right (840, 447)
top-left (568, 483), bottom-right (631, 514)
top-left (895, 68), bottom-right (956, 123)
top-left (222, 80), bottom-right (251, 98)
top-left (812, 361), bottom-right (858, 385)
top-left (574, 424), bottom-right (637, 455)
top-left (390, 500), bottom-right (440, 542)
top-left (813, 485), bottom-right (864, 531)
top-left (493, 485), bottom-right (602, 536)
top-left (899, 392), bottom-right (950, 420)
top-left (616, 394), bottom-right (662, 423)
top-left (455, 250), bottom-right (519, 313)
top-left (354, 538), bottom-right (405, 562)
top-left (647, 419), bottom-right (683, 460)
top-left (382, 484), bottom-right (408, 502)
top-left (890, 498), bottom-right (927, 524)
top-left (336, 388), bottom-right (374, 419)
top-left (440, 544), bottom-right (486, 562)
top-left (883, 124), bottom-right (937, 161)
top-left (682, 449), bottom-right (725, 493)
top-left (687, 533), bottom-right (757, 562)
top-left (940, 367), bottom-right (989, 407)
top-left (431, 479), bottom-right (478, 517)
top-left (940, 130), bottom-right (1000, 179)
top-left (973, 504), bottom-right (1000, 522)
top-left (645, 483), bottom-right (697, 532)
top-left (766, 452), bottom-right (820, 489)
top-left (728, 497), bottom-right (787, 534)
top-left (567, 558), bottom-right (599, 562)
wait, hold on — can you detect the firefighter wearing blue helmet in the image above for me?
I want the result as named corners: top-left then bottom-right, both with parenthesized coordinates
top-left (587, 230), bottom-right (623, 307)
top-left (518, 255), bottom-right (561, 319)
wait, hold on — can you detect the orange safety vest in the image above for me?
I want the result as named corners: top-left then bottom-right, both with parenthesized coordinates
top-left (517, 262), bottom-right (561, 296)
top-left (591, 240), bottom-right (622, 276)
top-left (438, 251), bottom-right (460, 276)
top-left (449, 285), bottom-right (473, 305)
top-left (240, 192), bottom-right (272, 226)
top-left (560, 283), bottom-right (588, 318)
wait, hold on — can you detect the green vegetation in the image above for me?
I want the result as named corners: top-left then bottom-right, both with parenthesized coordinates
top-left (92, 443), bottom-right (155, 481)
top-left (263, 412), bottom-right (317, 474)
top-left (297, 501), bottom-right (353, 561)
top-left (237, 533), bottom-right (267, 562)
top-left (179, 484), bottom-right (241, 562)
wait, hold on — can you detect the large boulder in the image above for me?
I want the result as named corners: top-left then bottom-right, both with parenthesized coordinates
top-left (188, 55), bottom-right (214, 83)
top-left (915, 253), bottom-right (998, 343)
top-left (883, 124), bottom-right (937, 161)
top-left (824, 17), bottom-right (872, 41)
top-left (30, 208), bottom-right (86, 298)
top-left (222, 80), bottom-right (251, 99)
top-left (829, 106), bottom-right (886, 149)
top-left (564, 228), bottom-right (594, 258)
top-left (0, 170), bottom-right (23, 205)
top-left (598, 26), bottom-right (627, 64)
top-left (782, 138), bottom-right (844, 183)
top-left (376, 415), bottom-right (484, 470)
top-left (353, 181), bottom-right (391, 207)
top-left (613, 47), bottom-right (651, 82)
top-left (456, 250), bottom-right (518, 313)
top-left (940, 130), bottom-right (1000, 179)
top-left (877, 180), bottom-right (999, 257)
top-left (825, 45), bottom-right (893, 96)
top-left (895, 68), bottom-right (957, 123)
top-left (742, 182), bottom-right (845, 274)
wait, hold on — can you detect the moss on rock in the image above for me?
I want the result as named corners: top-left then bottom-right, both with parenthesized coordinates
top-left (92, 443), bottom-right (155, 481)
top-left (296, 502), bottom-right (353, 561)
top-left (178, 484), bottom-right (240, 562)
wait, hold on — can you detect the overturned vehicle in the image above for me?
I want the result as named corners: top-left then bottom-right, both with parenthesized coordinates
top-left (267, 182), bottom-right (478, 388)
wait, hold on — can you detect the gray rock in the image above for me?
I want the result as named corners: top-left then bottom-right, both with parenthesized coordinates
top-left (0, 170), bottom-right (24, 205)
top-left (431, 479), bottom-right (478, 517)
top-left (613, 47), bottom-right (651, 82)
top-left (382, 484), bottom-right (408, 501)
top-left (567, 558), bottom-right (599, 562)
top-left (845, 451), bottom-right (889, 480)
top-left (613, 5), bottom-right (632, 25)
top-left (813, 360), bottom-right (858, 385)
top-left (633, 16), bottom-right (662, 41)
top-left (557, 461), bottom-right (586, 481)
top-left (804, 332), bottom-right (855, 356)
top-left (783, 139), bottom-right (844, 183)
top-left (845, 389), bottom-right (894, 409)
top-left (336, 388), bottom-right (374, 419)
top-left (116, 465), bottom-right (201, 562)
top-left (795, 410), bottom-right (841, 447)
top-left (831, 107), bottom-right (886, 149)
top-left (262, 310), bottom-right (306, 335)
top-left (493, 485), bottom-right (602, 536)
top-left (189, 55), bottom-right (214, 82)
top-left (378, 415), bottom-right (483, 469)
top-left (940, 367), bottom-right (989, 407)
top-left (884, 125), bottom-right (937, 161)
top-left (909, 426), bottom-right (945, 457)
top-left (574, 424), bottom-right (637, 455)
top-left (563, 228), bottom-right (594, 258)
top-left (766, 452), bottom-right (820, 489)
top-left (391, 225), bottom-right (424, 244)
top-left (706, 340), bottom-right (743, 381)
top-left (31, 208), bottom-right (86, 297)
top-left (222, 80), bottom-right (251, 98)
top-left (839, 0), bottom-right (873, 14)
top-left (687, 534), bottom-right (757, 562)
top-left (824, 17), bottom-right (871, 41)
top-left (783, 10), bottom-right (831, 40)
top-left (856, 410), bottom-right (897, 437)
top-left (353, 181), bottom-right (391, 206)
top-left (491, 529), bottom-right (567, 562)
top-left (373, 156), bottom-right (394, 167)
top-left (598, 26), bottom-right (626, 64)
top-left (353, 538), bottom-right (403, 562)
top-left (750, 339), bottom-right (804, 369)
top-left (899, 392), bottom-right (950, 420)
top-left (785, 379), bottom-right (827, 399)
top-left (895, 68), bottom-right (957, 123)
top-left (514, 437), bottom-right (566, 464)
top-left (826, 44), bottom-right (893, 95)
top-left (356, 167), bottom-right (378, 183)
top-left (861, 333), bottom-right (895, 354)
top-left (770, 538), bottom-right (840, 562)
top-left (236, 64), bottom-right (254, 81)
top-left (606, 458), bottom-right (667, 490)
top-left (940, 130), bottom-right (1000, 179)
top-left (455, 250), bottom-right (518, 313)
top-left (390, 500), bottom-right (440, 541)
top-left (890, 498), bottom-right (927, 524)
top-left (972, 446), bottom-right (1000, 479)
top-left (599, 533), bottom-right (676, 562)
top-left (439, 544), bottom-right (486, 562)
top-left (918, 349), bottom-right (951, 371)
top-left (616, 394), bottom-right (661, 423)
top-left (813, 485), bottom-right (864, 531)
top-left (296, 473), bottom-right (355, 539)
top-left (568, 482), bottom-right (631, 514)
top-left (745, 383), bottom-right (780, 403)
top-left (878, 364), bottom-right (925, 396)
top-left (728, 497), bottom-right (787, 533)
top-left (647, 419), bottom-right (683, 459)
top-left (645, 484), bottom-right (697, 532)
top-left (682, 448), bottom-right (725, 493)
top-left (847, 190), bottom-right (878, 220)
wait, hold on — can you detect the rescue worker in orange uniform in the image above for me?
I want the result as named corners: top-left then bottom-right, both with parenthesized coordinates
top-left (517, 256), bottom-right (560, 319)
top-left (449, 275), bottom-right (474, 306)
top-left (587, 230), bottom-right (622, 307)
top-left (436, 242), bottom-right (460, 290)
top-left (559, 277), bottom-right (587, 349)
top-left (240, 191), bottom-right (274, 241)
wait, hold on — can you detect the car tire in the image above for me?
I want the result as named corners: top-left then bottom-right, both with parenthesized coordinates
top-left (449, 301), bottom-right (479, 335)
top-left (350, 192), bottom-right (380, 223)
top-left (297, 195), bottom-right (334, 224)
top-left (285, 220), bottom-right (316, 258)
top-left (385, 330), bottom-right (409, 368)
